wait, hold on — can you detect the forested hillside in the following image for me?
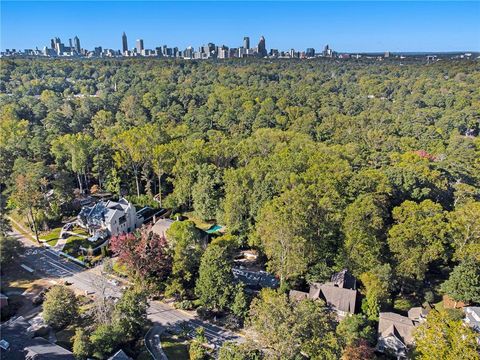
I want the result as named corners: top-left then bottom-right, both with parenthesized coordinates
top-left (1, 59), bottom-right (479, 356)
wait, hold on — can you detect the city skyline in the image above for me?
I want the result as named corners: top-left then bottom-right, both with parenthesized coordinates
top-left (1, 1), bottom-right (479, 52)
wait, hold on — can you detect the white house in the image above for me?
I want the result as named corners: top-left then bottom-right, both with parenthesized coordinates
top-left (78, 198), bottom-right (137, 237)
top-left (464, 307), bottom-right (480, 333)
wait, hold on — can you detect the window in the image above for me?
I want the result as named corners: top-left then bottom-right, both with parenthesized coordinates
top-left (119, 215), bottom-right (126, 225)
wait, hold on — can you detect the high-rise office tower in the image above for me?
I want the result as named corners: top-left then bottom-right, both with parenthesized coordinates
top-left (136, 39), bottom-right (144, 53)
top-left (69, 38), bottom-right (73, 52)
top-left (54, 37), bottom-right (64, 55)
top-left (243, 36), bottom-right (250, 50)
top-left (257, 36), bottom-right (267, 57)
top-left (74, 36), bottom-right (81, 53)
top-left (122, 32), bottom-right (128, 53)
top-left (50, 38), bottom-right (55, 50)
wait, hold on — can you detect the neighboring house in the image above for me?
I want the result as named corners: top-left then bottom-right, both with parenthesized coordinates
top-left (232, 268), bottom-right (279, 290)
top-left (407, 307), bottom-right (429, 323)
top-left (330, 268), bottom-right (357, 289)
top-left (24, 338), bottom-right (75, 360)
top-left (150, 218), bottom-right (174, 239)
top-left (308, 282), bottom-right (358, 317)
top-left (108, 349), bottom-right (132, 360)
top-left (0, 316), bottom-right (74, 360)
top-left (0, 293), bottom-right (8, 309)
top-left (464, 307), bottom-right (480, 333)
top-left (376, 308), bottom-right (428, 359)
top-left (289, 269), bottom-right (359, 318)
top-left (78, 198), bottom-right (137, 237)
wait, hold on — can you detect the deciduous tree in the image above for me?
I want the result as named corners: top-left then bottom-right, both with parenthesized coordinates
top-left (414, 310), bottom-right (479, 359)
top-left (43, 285), bottom-right (79, 329)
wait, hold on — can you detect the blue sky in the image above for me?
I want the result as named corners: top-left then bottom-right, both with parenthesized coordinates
top-left (1, 1), bottom-right (479, 52)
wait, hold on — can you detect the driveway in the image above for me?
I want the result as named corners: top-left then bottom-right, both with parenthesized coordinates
top-left (145, 325), bottom-right (168, 360)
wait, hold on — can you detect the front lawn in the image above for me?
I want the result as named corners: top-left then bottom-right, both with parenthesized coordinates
top-left (161, 333), bottom-right (189, 360)
top-left (71, 226), bottom-right (89, 237)
top-left (40, 227), bottom-right (62, 246)
top-left (63, 235), bottom-right (107, 257)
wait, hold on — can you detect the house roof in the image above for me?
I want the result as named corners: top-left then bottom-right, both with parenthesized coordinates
top-left (289, 290), bottom-right (309, 302)
top-left (408, 307), bottom-right (428, 321)
top-left (0, 293), bottom-right (8, 299)
top-left (464, 307), bottom-right (480, 331)
top-left (151, 218), bottom-right (174, 238)
top-left (0, 316), bottom-right (74, 360)
top-left (24, 338), bottom-right (75, 359)
top-left (108, 349), bottom-right (132, 360)
top-left (78, 198), bottom-right (133, 228)
top-left (329, 269), bottom-right (357, 290)
top-left (378, 312), bottom-right (417, 346)
top-left (309, 283), bottom-right (357, 313)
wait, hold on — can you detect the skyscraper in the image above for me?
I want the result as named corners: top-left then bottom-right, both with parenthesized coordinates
top-left (122, 32), bottom-right (128, 53)
top-left (257, 36), bottom-right (267, 57)
top-left (136, 39), bottom-right (144, 53)
top-left (306, 48), bottom-right (315, 58)
top-left (243, 36), bottom-right (250, 50)
top-left (74, 36), bottom-right (81, 54)
top-left (54, 37), bottom-right (64, 55)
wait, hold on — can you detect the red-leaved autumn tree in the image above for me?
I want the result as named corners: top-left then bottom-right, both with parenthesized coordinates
top-left (341, 340), bottom-right (376, 360)
top-left (110, 226), bottom-right (172, 282)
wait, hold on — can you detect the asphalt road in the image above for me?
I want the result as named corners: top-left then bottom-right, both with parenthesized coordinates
top-left (10, 230), bottom-right (241, 349)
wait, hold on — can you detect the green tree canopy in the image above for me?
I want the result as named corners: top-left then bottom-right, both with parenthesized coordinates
top-left (441, 259), bottom-right (480, 305)
top-left (414, 310), bottom-right (480, 359)
top-left (388, 200), bottom-right (448, 282)
top-left (43, 285), bottom-right (79, 329)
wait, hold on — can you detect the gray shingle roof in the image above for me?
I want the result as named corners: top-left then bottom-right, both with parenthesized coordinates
top-left (378, 312), bottom-right (417, 346)
top-left (309, 283), bottom-right (357, 313)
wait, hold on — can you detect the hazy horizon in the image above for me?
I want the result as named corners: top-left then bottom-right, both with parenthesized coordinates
top-left (1, 1), bottom-right (480, 53)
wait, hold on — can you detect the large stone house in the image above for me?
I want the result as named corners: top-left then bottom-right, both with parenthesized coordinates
top-left (77, 198), bottom-right (139, 237)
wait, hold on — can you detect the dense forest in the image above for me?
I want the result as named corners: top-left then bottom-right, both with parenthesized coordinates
top-left (1, 58), bottom-right (479, 358)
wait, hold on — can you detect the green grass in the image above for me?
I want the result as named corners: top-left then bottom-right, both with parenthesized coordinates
top-left (161, 334), bottom-right (189, 360)
top-left (8, 214), bottom-right (37, 243)
top-left (62, 235), bottom-right (106, 257)
top-left (40, 227), bottom-right (62, 246)
top-left (182, 211), bottom-right (214, 231)
top-left (71, 226), bottom-right (89, 236)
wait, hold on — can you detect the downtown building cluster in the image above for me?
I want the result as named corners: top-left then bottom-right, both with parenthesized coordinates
top-left (1, 33), bottom-right (337, 59)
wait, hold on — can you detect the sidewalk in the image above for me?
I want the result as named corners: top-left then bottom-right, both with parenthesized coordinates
top-left (8, 216), bottom-right (37, 244)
